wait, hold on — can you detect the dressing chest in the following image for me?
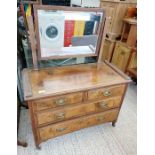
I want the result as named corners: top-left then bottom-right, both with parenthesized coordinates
top-left (22, 61), bottom-right (131, 148)
top-left (22, 5), bottom-right (131, 149)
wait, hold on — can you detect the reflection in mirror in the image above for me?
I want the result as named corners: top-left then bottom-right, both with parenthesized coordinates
top-left (37, 10), bottom-right (103, 58)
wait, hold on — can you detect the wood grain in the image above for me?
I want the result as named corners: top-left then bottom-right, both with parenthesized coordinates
top-left (111, 42), bottom-right (131, 72)
top-left (88, 85), bottom-right (125, 101)
top-left (22, 62), bottom-right (130, 148)
top-left (127, 24), bottom-right (137, 47)
top-left (22, 62), bottom-right (129, 100)
top-left (22, 69), bottom-right (32, 98)
top-left (39, 108), bottom-right (119, 142)
top-left (100, 0), bottom-right (136, 40)
top-left (101, 39), bottom-right (116, 62)
top-left (98, 17), bottom-right (110, 62)
top-left (35, 97), bottom-right (122, 126)
top-left (33, 92), bottom-right (83, 111)
top-left (104, 60), bottom-right (132, 81)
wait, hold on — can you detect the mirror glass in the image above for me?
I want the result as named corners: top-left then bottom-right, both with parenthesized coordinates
top-left (37, 10), bottom-right (104, 59)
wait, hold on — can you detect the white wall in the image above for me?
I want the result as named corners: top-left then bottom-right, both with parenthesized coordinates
top-left (82, 0), bottom-right (100, 7)
top-left (71, 0), bottom-right (100, 7)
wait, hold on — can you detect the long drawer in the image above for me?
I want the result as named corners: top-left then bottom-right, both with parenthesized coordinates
top-left (35, 97), bottom-right (122, 126)
top-left (32, 92), bottom-right (83, 111)
top-left (38, 109), bottom-right (119, 142)
top-left (88, 85), bottom-right (125, 101)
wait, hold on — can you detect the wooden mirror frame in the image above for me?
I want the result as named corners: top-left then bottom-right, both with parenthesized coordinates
top-left (33, 5), bottom-right (106, 60)
top-left (21, 0), bottom-right (40, 4)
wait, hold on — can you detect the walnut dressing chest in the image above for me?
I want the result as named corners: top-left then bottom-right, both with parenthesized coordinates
top-left (22, 61), bottom-right (131, 149)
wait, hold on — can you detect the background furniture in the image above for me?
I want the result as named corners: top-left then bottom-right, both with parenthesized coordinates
top-left (99, 2), bottom-right (137, 80)
top-left (111, 42), bottom-right (137, 77)
top-left (121, 17), bottom-right (137, 47)
top-left (111, 41), bottom-right (132, 72)
top-left (101, 38), bottom-right (116, 62)
top-left (126, 48), bottom-right (137, 80)
top-left (100, 0), bottom-right (136, 40)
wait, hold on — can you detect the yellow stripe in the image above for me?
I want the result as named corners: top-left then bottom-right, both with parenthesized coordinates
top-left (26, 4), bottom-right (31, 17)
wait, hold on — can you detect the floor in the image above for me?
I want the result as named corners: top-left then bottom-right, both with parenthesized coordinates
top-left (17, 83), bottom-right (137, 155)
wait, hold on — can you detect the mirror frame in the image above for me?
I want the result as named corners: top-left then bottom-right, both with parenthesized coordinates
top-left (33, 5), bottom-right (106, 60)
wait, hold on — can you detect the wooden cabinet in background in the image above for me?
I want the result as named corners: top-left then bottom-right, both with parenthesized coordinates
top-left (121, 17), bottom-right (137, 47)
top-left (111, 41), bottom-right (132, 72)
top-left (126, 48), bottom-right (137, 78)
top-left (102, 38), bottom-right (116, 62)
top-left (100, 0), bottom-right (136, 40)
top-left (127, 50), bottom-right (137, 70)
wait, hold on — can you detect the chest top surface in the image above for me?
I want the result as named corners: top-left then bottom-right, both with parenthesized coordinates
top-left (22, 62), bottom-right (129, 100)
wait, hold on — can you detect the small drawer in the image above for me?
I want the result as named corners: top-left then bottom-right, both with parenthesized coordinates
top-left (96, 97), bottom-right (122, 111)
top-left (38, 109), bottom-right (119, 141)
top-left (81, 109), bottom-right (119, 129)
top-left (88, 85), bottom-right (125, 101)
top-left (33, 92), bottom-right (83, 111)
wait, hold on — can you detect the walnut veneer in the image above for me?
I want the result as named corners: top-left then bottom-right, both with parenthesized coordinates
top-left (22, 62), bottom-right (131, 149)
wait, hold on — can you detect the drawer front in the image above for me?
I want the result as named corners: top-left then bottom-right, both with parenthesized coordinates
top-left (88, 85), bottom-right (125, 101)
top-left (81, 108), bottom-right (119, 129)
top-left (96, 97), bottom-right (122, 112)
top-left (33, 92), bottom-right (83, 111)
top-left (36, 97), bottom-right (121, 126)
top-left (36, 102), bottom-right (96, 126)
top-left (39, 109), bottom-right (119, 141)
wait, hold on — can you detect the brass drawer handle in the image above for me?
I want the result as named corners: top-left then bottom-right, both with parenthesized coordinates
top-left (103, 90), bottom-right (111, 97)
top-left (121, 51), bottom-right (125, 55)
top-left (99, 102), bottom-right (108, 109)
top-left (97, 116), bottom-right (105, 121)
top-left (56, 127), bottom-right (67, 132)
top-left (55, 112), bottom-right (65, 120)
top-left (55, 98), bottom-right (66, 106)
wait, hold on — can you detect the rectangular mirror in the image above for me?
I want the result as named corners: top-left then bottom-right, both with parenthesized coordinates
top-left (34, 5), bottom-right (105, 60)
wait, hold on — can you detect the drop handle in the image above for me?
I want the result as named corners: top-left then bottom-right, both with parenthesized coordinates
top-left (56, 127), bottom-right (67, 132)
top-left (97, 116), bottom-right (105, 121)
top-left (55, 98), bottom-right (66, 106)
top-left (55, 112), bottom-right (65, 119)
top-left (99, 102), bottom-right (108, 109)
top-left (103, 90), bottom-right (111, 97)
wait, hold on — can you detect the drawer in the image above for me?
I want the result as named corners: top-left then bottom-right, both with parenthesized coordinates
top-left (96, 97), bottom-right (122, 112)
top-left (33, 92), bottom-right (83, 111)
top-left (36, 102), bottom-right (95, 126)
top-left (88, 85), bottom-right (125, 101)
top-left (35, 97), bottom-right (121, 126)
top-left (39, 109), bottom-right (119, 141)
top-left (81, 108), bottom-right (119, 129)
